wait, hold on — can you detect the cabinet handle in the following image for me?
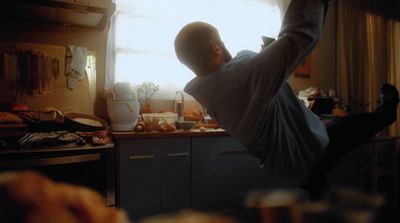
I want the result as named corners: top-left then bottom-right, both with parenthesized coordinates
top-left (166, 152), bottom-right (190, 157)
top-left (220, 150), bottom-right (248, 156)
top-left (128, 155), bottom-right (155, 160)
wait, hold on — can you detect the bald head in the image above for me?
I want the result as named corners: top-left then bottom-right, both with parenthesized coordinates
top-left (174, 22), bottom-right (231, 76)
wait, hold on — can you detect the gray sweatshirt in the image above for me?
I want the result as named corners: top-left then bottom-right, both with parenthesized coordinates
top-left (185, 0), bottom-right (330, 185)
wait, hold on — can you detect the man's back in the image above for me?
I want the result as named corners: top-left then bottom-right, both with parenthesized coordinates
top-left (185, 50), bottom-right (328, 185)
top-left (182, 0), bottom-right (330, 186)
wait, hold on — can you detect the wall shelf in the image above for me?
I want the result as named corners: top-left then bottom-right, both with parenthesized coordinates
top-left (2, 0), bottom-right (116, 30)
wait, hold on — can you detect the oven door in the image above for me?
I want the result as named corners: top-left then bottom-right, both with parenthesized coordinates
top-left (0, 149), bottom-right (115, 206)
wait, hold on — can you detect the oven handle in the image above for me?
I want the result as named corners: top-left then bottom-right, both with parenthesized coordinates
top-left (0, 154), bottom-right (101, 169)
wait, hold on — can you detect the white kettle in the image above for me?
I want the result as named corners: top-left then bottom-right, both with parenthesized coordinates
top-left (107, 82), bottom-right (140, 131)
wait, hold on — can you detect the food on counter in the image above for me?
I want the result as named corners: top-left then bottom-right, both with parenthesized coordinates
top-left (134, 121), bottom-right (146, 132)
top-left (10, 103), bottom-right (29, 111)
top-left (92, 136), bottom-right (109, 145)
top-left (142, 112), bottom-right (178, 125)
top-left (158, 122), bottom-right (177, 132)
top-left (38, 107), bottom-right (64, 122)
top-left (39, 110), bottom-right (58, 122)
top-left (0, 171), bottom-right (131, 223)
top-left (58, 132), bottom-right (81, 142)
top-left (183, 109), bottom-right (203, 121)
top-left (134, 120), bottom-right (177, 133)
top-left (77, 131), bottom-right (110, 145)
top-left (14, 111), bottom-right (34, 123)
top-left (73, 118), bottom-right (103, 127)
top-left (141, 112), bottom-right (178, 132)
top-left (0, 112), bottom-right (23, 124)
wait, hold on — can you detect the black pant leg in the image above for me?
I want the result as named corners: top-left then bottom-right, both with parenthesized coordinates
top-left (303, 109), bottom-right (396, 198)
top-left (318, 109), bottom-right (396, 175)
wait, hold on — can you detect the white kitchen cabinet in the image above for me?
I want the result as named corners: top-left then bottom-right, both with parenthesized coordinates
top-left (191, 136), bottom-right (267, 210)
top-left (117, 138), bottom-right (191, 220)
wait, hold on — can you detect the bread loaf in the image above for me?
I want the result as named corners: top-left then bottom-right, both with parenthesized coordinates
top-left (183, 109), bottom-right (203, 121)
top-left (140, 209), bottom-right (237, 223)
top-left (0, 112), bottom-right (23, 124)
top-left (0, 171), bottom-right (131, 223)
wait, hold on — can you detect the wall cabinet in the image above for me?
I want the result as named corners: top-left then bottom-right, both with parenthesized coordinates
top-left (117, 138), bottom-right (191, 220)
top-left (116, 135), bottom-right (267, 220)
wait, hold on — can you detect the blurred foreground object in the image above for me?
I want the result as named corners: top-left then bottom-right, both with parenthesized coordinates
top-left (139, 209), bottom-right (237, 223)
top-left (246, 188), bottom-right (387, 223)
top-left (0, 171), bottom-right (131, 223)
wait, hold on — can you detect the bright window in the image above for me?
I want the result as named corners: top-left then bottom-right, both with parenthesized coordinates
top-left (114, 0), bottom-right (282, 99)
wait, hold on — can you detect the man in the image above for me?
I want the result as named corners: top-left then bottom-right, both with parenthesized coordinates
top-left (174, 0), bottom-right (399, 198)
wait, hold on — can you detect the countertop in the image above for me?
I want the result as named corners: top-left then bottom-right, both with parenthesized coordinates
top-left (111, 128), bottom-right (229, 139)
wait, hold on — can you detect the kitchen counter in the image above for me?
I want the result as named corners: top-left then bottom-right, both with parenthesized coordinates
top-left (112, 128), bottom-right (228, 139)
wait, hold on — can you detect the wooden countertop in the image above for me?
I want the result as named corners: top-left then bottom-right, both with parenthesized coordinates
top-left (112, 128), bottom-right (229, 139)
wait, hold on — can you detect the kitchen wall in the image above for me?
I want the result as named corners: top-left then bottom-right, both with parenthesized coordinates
top-left (0, 0), bottom-right (337, 118)
top-left (0, 20), bottom-right (109, 117)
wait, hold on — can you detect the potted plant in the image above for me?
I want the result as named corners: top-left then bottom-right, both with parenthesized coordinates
top-left (137, 82), bottom-right (159, 113)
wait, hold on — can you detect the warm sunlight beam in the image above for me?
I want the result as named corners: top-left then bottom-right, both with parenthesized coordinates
top-left (115, 0), bottom-right (281, 99)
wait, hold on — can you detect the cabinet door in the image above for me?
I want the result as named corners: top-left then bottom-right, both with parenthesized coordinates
top-left (118, 139), bottom-right (161, 220)
top-left (161, 138), bottom-right (191, 212)
top-left (192, 136), bottom-right (266, 208)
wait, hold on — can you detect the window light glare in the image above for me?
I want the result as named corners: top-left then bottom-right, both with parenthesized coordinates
top-left (114, 0), bottom-right (282, 99)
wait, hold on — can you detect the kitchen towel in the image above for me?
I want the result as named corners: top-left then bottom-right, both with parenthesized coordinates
top-left (66, 45), bottom-right (87, 90)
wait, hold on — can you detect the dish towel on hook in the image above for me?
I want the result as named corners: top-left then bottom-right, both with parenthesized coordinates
top-left (66, 45), bottom-right (87, 90)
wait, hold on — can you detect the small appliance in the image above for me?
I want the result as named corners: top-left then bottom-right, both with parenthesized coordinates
top-left (107, 82), bottom-right (140, 131)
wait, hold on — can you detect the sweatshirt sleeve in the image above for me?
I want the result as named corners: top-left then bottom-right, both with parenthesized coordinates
top-left (249, 0), bottom-right (329, 101)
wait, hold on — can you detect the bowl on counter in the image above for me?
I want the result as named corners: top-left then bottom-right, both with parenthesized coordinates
top-left (64, 113), bottom-right (107, 132)
top-left (176, 120), bottom-right (196, 130)
top-left (142, 112), bottom-right (178, 125)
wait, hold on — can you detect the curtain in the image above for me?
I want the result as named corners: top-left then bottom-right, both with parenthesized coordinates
top-left (107, 0), bottom-right (283, 100)
top-left (387, 21), bottom-right (400, 135)
top-left (105, 0), bottom-right (116, 91)
top-left (336, 0), bottom-right (400, 135)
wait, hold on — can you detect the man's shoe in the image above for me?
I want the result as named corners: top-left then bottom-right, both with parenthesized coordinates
top-left (378, 83), bottom-right (399, 110)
